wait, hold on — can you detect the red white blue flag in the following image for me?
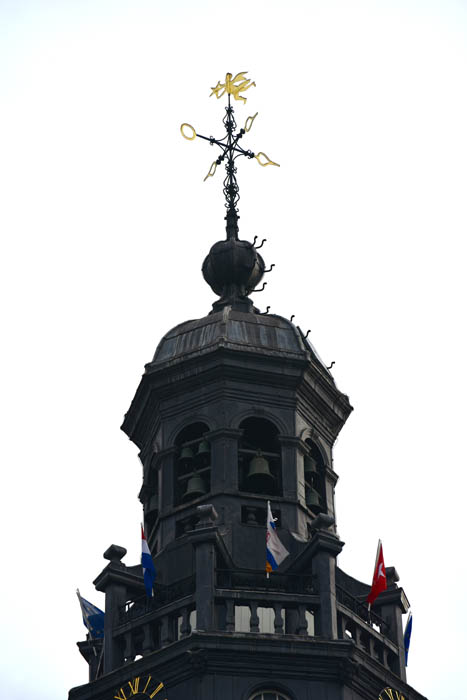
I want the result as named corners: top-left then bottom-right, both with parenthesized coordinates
top-left (141, 525), bottom-right (156, 598)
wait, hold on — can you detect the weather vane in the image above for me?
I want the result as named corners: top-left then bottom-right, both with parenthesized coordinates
top-left (180, 71), bottom-right (279, 240)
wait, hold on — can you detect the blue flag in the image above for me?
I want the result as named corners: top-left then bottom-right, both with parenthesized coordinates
top-left (141, 525), bottom-right (156, 598)
top-left (404, 611), bottom-right (412, 666)
top-left (77, 590), bottom-right (104, 639)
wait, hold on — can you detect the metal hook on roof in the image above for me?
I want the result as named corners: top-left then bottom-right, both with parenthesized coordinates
top-left (264, 264), bottom-right (275, 273)
top-left (250, 282), bottom-right (267, 293)
top-left (305, 330), bottom-right (311, 339)
top-left (326, 361), bottom-right (335, 370)
top-left (252, 235), bottom-right (258, 246)
top-left (290, 314), bottom-right (295, 322)
top-left (255, 238), bottom-right (267, 250)
top-left (261, 306), bottom-right (271, 315)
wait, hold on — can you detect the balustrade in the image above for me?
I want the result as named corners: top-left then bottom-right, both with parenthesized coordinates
top-left (336, 586), bottom-right (400, 672)
top-left (216, 568), bottom-right (314, 594)
top-left (336, 584), bottom-right (387, 634)
top-left (215, 590), bottom-right (317, 636)
top-left (108, 571), bottom-right (401, 669)
top-left (115, 592), bottom-right (196, 663)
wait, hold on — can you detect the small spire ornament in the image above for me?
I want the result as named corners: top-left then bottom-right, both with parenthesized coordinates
top-left (180, 72), bottom-right (279, 241)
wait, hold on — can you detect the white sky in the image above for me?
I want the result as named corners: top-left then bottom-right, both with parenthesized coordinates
top-left (1, 1), bottom-right (466, 698)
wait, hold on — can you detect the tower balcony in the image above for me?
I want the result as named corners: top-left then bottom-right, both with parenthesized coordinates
top-left (107, 568), bottom-right (401, 680)
top-left (76, 507), bottom-right (411, 698)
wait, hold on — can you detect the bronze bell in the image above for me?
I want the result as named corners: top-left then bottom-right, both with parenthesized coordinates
top-left (179, 446), bottom-right (194, 463)
top-left (247, 451), bottom-right (275, 488)
top-left (305, 486), bottom-right (321, 509)
top-left (197, 440), bottom-right (211, 457)
top-left (183, 473), bottom-right (207, 501)
top-left (304, 455), bottom-right (317, 476)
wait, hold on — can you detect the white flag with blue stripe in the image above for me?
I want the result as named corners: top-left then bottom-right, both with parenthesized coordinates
top-left (266, 500), bottom-right (289, 573)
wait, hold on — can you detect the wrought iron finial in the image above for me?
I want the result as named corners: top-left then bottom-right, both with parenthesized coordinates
top-left (181, 72), bottom-right (279, 241)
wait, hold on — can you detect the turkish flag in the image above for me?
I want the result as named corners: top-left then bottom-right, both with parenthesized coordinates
top-left (367, 540), bottom-right (387, 606)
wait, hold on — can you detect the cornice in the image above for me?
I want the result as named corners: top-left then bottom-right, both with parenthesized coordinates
top-left (93, 562), bottom-right (145, 594)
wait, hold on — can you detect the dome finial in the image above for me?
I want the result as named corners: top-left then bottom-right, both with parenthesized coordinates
top-left (181, 73), bottom-right (279, 311)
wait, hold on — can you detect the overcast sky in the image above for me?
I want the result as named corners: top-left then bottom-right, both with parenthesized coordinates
top-left (1, 1), bottom-right (466, 699)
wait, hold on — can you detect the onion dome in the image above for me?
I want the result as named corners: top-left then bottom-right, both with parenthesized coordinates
top-left (202, 236), bottom-right (265, 313)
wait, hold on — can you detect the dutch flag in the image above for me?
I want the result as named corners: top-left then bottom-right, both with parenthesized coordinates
top-left (141, 525), bottom-right (156, 598)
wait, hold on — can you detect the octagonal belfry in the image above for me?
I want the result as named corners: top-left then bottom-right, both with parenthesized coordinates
top-left (69, 73), bottom-right (427, 700)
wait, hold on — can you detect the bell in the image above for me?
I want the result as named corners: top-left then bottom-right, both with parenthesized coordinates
top-left (305, 486), bottom-right (321, 509)
top-left (247, 451), bottom-right (275, 488)
top-left (183, 473), bottom-right (207, 501)
top-left (304, 455), bottom-right (317, 476)
top-left (197, 440), bottom-right (210, 457)
top-left (179, 446), bottom-right (194, 463)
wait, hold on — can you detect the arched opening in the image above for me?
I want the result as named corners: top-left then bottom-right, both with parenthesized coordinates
top-left (249, 691), bottom-right (292, 700)
top-left (174, 422), bottom-right (210, 505)
top-left (304, 439), bottom-right (326, 515)
top-left (238, 417), bottom-right (282, 497)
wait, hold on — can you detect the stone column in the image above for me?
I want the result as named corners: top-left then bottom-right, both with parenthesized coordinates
top-left (308, 519), bottom-right (344, 639)
top-left (374, 567), bottom-right (409, 682)
top-left (193, 504), bottom-right (218, 632)
top-left (93, 544), bottom-right (145, 674)
top-left (206, 428), bottom-right (242, 493)
top-left (278, 436), bottom-right (302, 502)
top-left (158, 447), bottom-right (177, 516)
top-left (323, 465), bottom-right (339, 526)
top-left (77, 639), bottom-right (103, 681)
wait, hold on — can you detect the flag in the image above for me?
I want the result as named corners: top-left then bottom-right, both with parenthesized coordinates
top-left (141, 524), bottom-right (156, 598)
top-left (266, 500), bottom-right (289, 573)
top-left (76, 589), bottom-right (105, 639)
top-left (367, 539), bottom-right (387, 607)
top-left (404, 611), bottom-right (413, 666)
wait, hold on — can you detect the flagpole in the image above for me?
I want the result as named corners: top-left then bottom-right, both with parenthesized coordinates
top-left (141, 522), bottom-right (149, 610)
top-left (266, 501), bottom-right (270, 579)
top-left (96, 642), bottom-right (104, 676)
top-left (373, 540), bottom-right (382, 575)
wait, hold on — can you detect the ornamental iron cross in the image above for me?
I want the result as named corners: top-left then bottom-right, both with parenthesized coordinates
top-left (180, 72), bottom-right (279, 240)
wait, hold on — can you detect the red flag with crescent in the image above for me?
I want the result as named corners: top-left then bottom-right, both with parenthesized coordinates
top-left (367, 540), bottom-right (387, 607)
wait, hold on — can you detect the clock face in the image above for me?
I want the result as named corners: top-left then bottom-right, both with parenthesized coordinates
top-left (113, 676), bottom-right (167, 700)
top-left (378, 688), bottom-right (405, 700)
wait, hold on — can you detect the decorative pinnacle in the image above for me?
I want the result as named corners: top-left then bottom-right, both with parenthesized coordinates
top-left (180, 72), bottom-right (279, 241)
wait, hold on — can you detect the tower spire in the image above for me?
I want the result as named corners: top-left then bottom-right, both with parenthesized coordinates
top-left (181, 71), bottom-right (279, 240)
top-left (180, 72), bottom-right (279, 312)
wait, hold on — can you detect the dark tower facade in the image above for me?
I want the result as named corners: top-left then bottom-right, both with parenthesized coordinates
top-left (69, 77), bottom-right (427, 700)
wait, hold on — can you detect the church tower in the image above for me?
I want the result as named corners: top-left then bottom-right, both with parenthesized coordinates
top-left (69, 74), bottom-right (427, 700)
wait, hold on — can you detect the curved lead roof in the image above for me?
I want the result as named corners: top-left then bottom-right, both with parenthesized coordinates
top-left (147, 306), bottom-right (331, 380)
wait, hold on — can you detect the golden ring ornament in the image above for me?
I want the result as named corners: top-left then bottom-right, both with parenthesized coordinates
top-left (113, 675), bottom-right (167, 699)
top-left (180, 123), bottom-right (196, 140)
top-left (180, 72), bottom-right (280, 184)
top-left (255, 152), bottom-right (279, 167)
top-left (243, 112), bottom-right (258, 132)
